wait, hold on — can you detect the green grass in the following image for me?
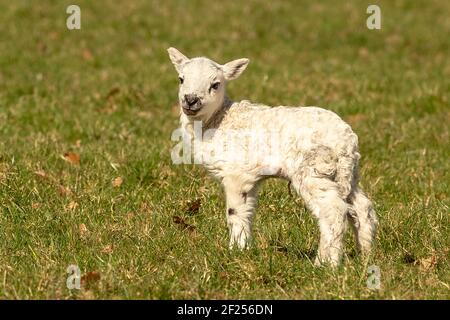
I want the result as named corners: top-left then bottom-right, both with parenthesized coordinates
top-left (0, 0), bottom-right (449, 299)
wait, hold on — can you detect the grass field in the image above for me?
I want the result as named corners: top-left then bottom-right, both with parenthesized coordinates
top-left (0, 0), bottom-right (449, 299)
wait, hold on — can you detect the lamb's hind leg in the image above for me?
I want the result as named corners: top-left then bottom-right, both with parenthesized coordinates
top-left (348, 187), bottom-right (378, 254)
top-left (294, 175), bottom-right (349, 266)
top-left (222, 176), bottom-right (259, 249)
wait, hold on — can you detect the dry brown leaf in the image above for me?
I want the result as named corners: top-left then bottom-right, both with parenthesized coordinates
top-left (81, 271), bottom-right (101, 286)
top-left (31, 202), bottom-right (41, 209)
top-left (82, 49), bottom-right (93, 61)
top-left (34, 170), bottom-right (47, 180)
top-left (57, 185), bottom-right (70, 197)
top-left (106, 87), bottom-right (120, 100)
top-left (67, 201), bottom-right (79, 210)
top-left (173, 215), bottom-right (196, 232)
top-left (101, 245), bottom-right (113, 254)
top-left (184, 199), bottom-right (201, 215)
top-left (417, 255), bottom-right (438, 271)
top-left (112, 176), bottom-right (123, 187)
top-left (62, 152), bottom-right (80, 165)
top-left (406, 251), bottom-right (440, 272)
top-left (79, 223), bottom-right (88, 239)
top-left (345, 114), bottom-right (368, 127)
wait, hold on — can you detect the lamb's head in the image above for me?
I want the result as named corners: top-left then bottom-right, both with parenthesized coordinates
top-left (167, 47), bottom-right (249, 121)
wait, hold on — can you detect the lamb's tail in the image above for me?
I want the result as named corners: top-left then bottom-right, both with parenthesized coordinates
top-left (335, 135), bottom-right (360, 200)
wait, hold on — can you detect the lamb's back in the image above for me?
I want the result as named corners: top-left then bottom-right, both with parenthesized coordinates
top-left (221, 101), bottom-right (357, 153)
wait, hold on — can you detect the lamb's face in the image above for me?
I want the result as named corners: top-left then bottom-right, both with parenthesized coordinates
top-left (177, 58), bottom-right (225, 118)
top-left (168, 47), bottom-right (249, 122)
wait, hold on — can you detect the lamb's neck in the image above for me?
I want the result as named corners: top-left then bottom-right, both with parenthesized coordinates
top-left (180, 96), bottom-right (233, 137)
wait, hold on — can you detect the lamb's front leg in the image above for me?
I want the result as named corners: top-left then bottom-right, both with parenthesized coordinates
top-left (222, 176), bottom-right (258, 249)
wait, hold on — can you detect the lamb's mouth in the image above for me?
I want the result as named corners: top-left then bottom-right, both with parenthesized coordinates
top-left (182, 106), bottom-right (201, 116)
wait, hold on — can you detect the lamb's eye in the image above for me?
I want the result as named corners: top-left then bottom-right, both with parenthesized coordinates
top-left (179, 77), bottom-right (184, 84)
top-left (210, 82), bottom-right (220, 90)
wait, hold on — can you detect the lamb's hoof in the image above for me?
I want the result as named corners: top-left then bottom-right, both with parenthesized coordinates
top-left (314, 256), bottom-right (340, 268)
top-left (229, 240), bottom-right (250, 250)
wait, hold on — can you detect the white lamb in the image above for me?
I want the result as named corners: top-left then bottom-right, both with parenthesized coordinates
top-left (168, 47), bottom-right (378, 266)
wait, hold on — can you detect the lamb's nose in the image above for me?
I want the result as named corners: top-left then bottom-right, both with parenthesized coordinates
top-left (184, 94), bottom-right (199, 107)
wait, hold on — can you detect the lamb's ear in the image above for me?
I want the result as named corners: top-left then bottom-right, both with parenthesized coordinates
top-left (167, 47), bottom-right (189, 72)
top-left (222, 58), bottom-right (250, 81)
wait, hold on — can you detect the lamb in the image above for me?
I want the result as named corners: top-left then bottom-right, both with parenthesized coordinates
top-left (167, 47), bottom-right (378, 266)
